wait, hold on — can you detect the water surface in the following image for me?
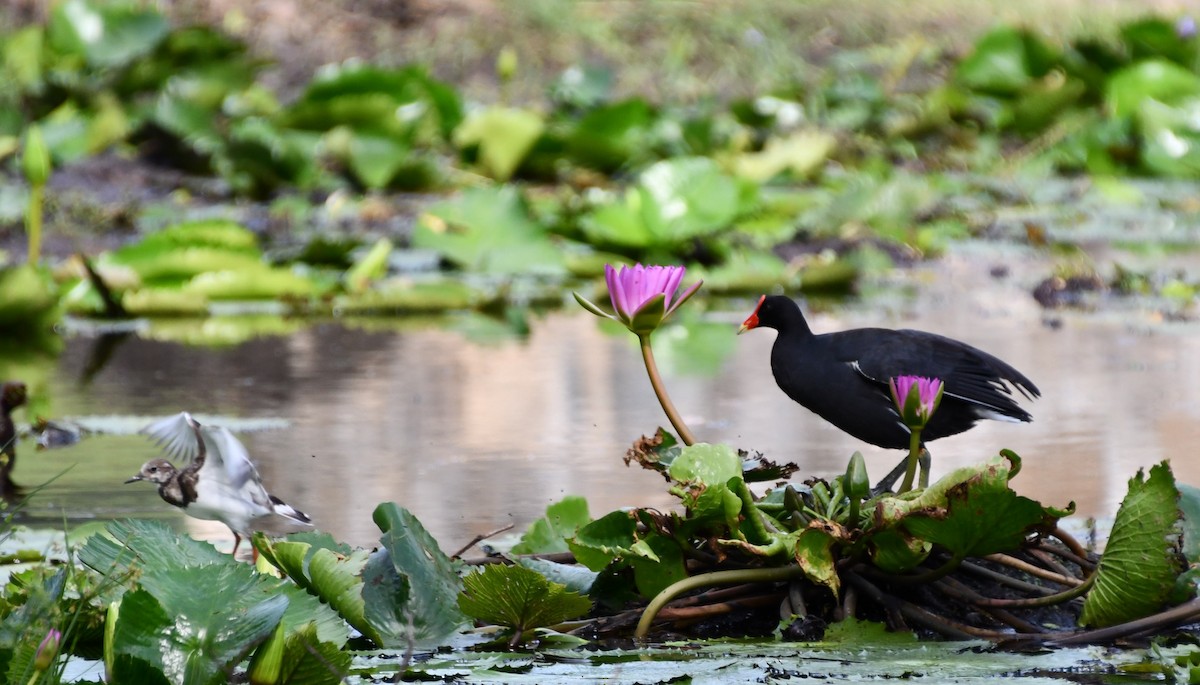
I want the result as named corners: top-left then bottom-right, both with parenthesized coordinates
top-left (13, 245), bottom-right (1200, 550)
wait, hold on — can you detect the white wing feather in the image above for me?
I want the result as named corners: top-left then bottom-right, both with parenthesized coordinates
top-left (142, 412), bottom-right (204, 462)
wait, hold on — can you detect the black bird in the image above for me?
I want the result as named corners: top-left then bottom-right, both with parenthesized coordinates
top-left (738, 295), bottom-right (1039, 451)
top-left (0, 382), bottom-right (27, 499)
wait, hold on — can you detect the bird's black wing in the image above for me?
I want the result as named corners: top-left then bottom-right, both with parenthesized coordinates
top-left (834, 328), bottom-right (1039, 420)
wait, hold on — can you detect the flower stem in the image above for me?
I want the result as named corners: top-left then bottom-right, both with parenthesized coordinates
top-left (638, 333), bottom-right (697, 446)
top-left (898, 428), bottom-right (922, 493)
top-left (26, 183), bottom-right (43, 265)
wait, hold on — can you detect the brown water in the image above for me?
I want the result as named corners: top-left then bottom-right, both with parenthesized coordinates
top-left (13, 244), bottom-right (1200, 551)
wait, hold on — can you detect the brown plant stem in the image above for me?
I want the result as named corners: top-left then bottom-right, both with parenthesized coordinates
top-left (638, 333), bottom-right (697, 446)
top-left (1051, 597), bottom-right (1200, 646)
top-left (935, 576), bottom-right (1046, 633)
top-left (981, 552), bottom-right (1083, 587)
top-left (843, 570), bottom-right (1005, 639)
top-left (958, 559), bottom-right (1061, 595)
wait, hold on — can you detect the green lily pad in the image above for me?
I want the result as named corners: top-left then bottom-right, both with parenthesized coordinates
top-left (454, 106), bottom-right (545, 181)
top-left (48, 0), bottom-right (169, 69)
top-left (332, 279), bottom-right (484, 314)
top-left (1107, 60), bottom-right (1200, 119)
top-left (512, 495), bottom-right (592, 555)
top-left (413, 186), bottom-right (566, 276)
top-left (183, 266), bottom-right (321, 300)
top-left (581, 157), bottom-right (743, 250)
top-left (955, 27), bottom-right (1059, 96)
top-left (568, 510), bottom-right (657, 572)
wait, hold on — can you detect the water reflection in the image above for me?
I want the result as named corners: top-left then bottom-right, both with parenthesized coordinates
top-left (13, 248), bottom-right (1200, 550)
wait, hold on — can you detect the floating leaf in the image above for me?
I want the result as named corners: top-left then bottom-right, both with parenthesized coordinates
top-left (332, 279), bottom-right (484, 314)
top-left (454, 106), bottom-right (545, 181)
top-left (1081, 462), bottom-right (1185, 627)
top-left (183, 266), bottom-right (321, 300)
top-left (581, 158), bottom-right (743, 250)
top-left (668, 443), bottom-right (742, 493)
top-left (413, 187), bottom-right (566, 276)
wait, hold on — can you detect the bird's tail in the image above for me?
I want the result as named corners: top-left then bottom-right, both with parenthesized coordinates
top-left (252, 495), bottom-right (315, 534)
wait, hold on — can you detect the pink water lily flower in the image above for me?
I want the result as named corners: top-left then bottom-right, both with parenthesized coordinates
top-left (34, 628), bottom-right (60, 671)
top-left (575, 263), bottom-right (702, 336)
top-left (889, 375), bottom-right (944, 430)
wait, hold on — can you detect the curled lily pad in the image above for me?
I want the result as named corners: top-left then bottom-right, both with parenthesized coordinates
top-left (1081, 462), bottom-right (1185, 628)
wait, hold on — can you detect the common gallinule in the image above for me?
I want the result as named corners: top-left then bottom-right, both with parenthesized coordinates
top-left (0, 382), bottom-right (27, 498)
top-left (126, 412), bottom-right (314, 556)
top-left (739, 295), bottom-right (1039, 451)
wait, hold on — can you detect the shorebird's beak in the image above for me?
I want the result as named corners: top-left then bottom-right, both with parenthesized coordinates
top-left (124, 474), bottom-right (143, 484)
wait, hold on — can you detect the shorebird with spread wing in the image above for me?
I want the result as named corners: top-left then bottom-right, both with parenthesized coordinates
top-left (126, 412), bottom-right (314, 557)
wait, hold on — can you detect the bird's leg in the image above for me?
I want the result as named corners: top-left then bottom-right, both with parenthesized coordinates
top-left (231, 533), bottom-right (242, 558)
top-left (872, 456), bottom-right (910, 496)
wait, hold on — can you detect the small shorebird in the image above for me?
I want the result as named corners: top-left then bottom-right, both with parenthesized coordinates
top-left (126, 412), bottom-right (314, 557)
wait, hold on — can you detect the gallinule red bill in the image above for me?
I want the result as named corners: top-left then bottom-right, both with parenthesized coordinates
top-left (738, 295), bottom-right (1039, 451)
top-left (126, 412), bottom-right (314, 557)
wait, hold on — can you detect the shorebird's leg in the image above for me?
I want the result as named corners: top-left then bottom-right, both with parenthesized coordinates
top-left (231, 533), bottom-right (242, 558)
